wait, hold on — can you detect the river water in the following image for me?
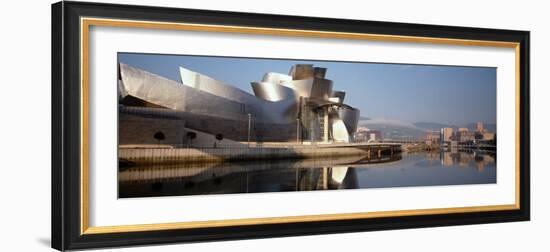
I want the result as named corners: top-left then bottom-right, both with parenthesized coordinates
top-left (119, 150), bottom-right (496, 198)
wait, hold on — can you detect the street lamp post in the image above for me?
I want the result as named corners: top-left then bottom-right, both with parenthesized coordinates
top-left (296, 118), bottom-right (300, 143)
top-left (247, 113), bottom-right (251, 148)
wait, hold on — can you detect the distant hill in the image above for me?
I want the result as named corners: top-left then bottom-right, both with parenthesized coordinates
top-left (413, 122), bottom-right (454, 131)
top-left (358, 118), bottom-right (426, 139)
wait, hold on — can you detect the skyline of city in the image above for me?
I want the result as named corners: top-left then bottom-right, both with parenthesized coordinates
top-left (118, 52), bottom-right (497, 125)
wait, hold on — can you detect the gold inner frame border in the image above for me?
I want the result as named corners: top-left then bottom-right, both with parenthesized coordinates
top-left (79, 17), bottom-right (521, 235)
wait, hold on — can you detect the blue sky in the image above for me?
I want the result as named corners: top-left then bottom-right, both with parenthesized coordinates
top-left (118, 53), bottom-right (496, 125)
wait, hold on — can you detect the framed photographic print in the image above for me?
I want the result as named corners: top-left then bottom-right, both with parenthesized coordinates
top-left (51, 1), bottom-right (530, 250)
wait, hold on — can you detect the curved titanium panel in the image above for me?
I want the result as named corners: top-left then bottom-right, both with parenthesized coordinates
top-left (331, 117), bottom-right (350, 142)
top-left (123, 63), bottom-right (302, 125)
top-left (289, 64), bottom-right (314, 80)
top-left (179, 66), bottom-right (255, 104)
top-left (337, 106), bottom-right (360, 135)
top-left (179, 66), bottom-right (298, 123)
top-left (120, 63), bottom-right (189, 110)
top-left (314, 67), bottom-right (327, 79)
top-left (280, 78), bottom-right (313, 98)
top-left (119, 63), bottom-right (246, 118)
top-left (251, 81), bottom-right (295, 102)
top-left (330, 90), bottom-right (346, 103)
top-left (310, 78), bottom-right (334, 100)
top-left (118, 79), bottom-right (127, 101)
top-left (262, 72), bottom-right (292, 84)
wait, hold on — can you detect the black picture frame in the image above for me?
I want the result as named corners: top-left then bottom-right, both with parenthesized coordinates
top-left (52, 1), bottom-right (530, 250)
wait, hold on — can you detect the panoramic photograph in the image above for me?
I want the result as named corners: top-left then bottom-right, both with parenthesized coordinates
top-left (117, 53), bottom-right (497, 198)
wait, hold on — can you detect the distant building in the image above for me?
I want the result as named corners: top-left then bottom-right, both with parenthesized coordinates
top-left (441, 127), bottom-right (454, 143)
top-left (476, 122), bottom-right (485, 133)
top-left (456, 131), bottom-right (476, 143)
top-left (482, 132), bottom-right (495, 141)
top-left (425, 131), bottom-right (440, 145)
top-left (450, 141), bottom-right (458, 148)
top-left (356, 126), bottom-right (369, 132)
top-left (458, 127), bottom-right (468, 133)
top-left (353, 128), bottom-right (382, 142)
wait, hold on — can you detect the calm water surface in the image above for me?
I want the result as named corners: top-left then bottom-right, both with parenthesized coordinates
top-left (119, 151), bottom-right (496, 198)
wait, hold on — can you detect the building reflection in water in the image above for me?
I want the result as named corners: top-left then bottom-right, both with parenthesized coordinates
top-left (119, 150), bottom-right (496, 198)
top-left (119, 154), bottom-right (402, 198)
top-left (440, 150), bottom-right (496, 172)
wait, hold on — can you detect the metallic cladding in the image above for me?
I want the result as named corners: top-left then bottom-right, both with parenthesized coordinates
top-left (119, 62), bottom-right (360, 143)
top-left (251, 82), bottom-right (295, 102)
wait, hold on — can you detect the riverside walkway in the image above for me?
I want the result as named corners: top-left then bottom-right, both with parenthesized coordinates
top-left (119, 142), bottom-right (401, 165)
